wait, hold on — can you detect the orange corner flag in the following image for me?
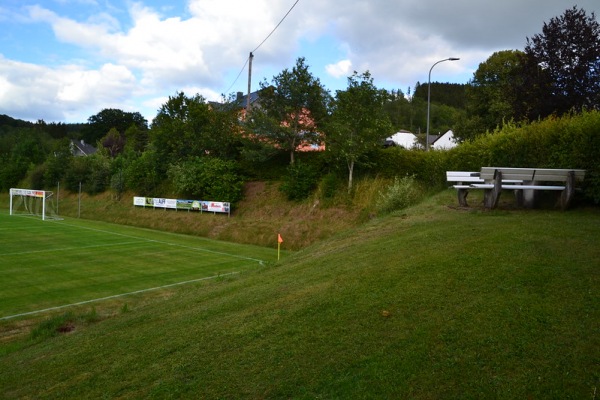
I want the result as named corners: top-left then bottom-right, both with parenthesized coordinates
top-left (278, 233), bottom-right (283, 243)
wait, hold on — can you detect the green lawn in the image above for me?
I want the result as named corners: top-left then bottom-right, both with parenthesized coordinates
top-left (1, 191), bottom-right (598, 399)
top-left (0, 211), bottom-right (275, 319)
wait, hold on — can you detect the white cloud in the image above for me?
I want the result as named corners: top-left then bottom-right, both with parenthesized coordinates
top-left (326, 60), bottom-right (352, 79)
top-left (0, 0), bottom-right (597, 122)
top-left (0, 55), bottom-right (136, 121)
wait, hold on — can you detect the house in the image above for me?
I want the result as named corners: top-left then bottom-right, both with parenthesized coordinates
top-left (235, 89), bottom-right (325, 153)
top-left (431, 130), bottom-right (458, 150)
top-left (235, 91), bottom-right (261, 110)
top-left (384, 130), bottom-right (419, 149)
top-left (70, 139), bottom-right (97, 156)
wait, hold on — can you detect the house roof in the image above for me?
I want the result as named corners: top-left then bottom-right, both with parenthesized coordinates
top-left (70, 139), bottom-right (97, 156)
top-left (431, 130), bottom-right (457, 150)
top-left (386, 130), bottom-right (418, 149)
top-left (235, 91), bottom-right (261, 109)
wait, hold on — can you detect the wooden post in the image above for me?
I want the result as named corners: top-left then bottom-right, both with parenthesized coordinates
top-left (247, 52), bottom-right (253, 111)
top-left (484, 171), bottom-right (502, 209)
top-left (559, 171), bottom-right (575, 210)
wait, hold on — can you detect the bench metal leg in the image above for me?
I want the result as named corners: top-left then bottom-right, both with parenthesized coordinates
top-left (457, 189), bottom-right (469, 207)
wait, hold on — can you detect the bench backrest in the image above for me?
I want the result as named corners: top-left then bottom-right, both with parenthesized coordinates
top-left (480, 167), bottom-right (585, 182)
top-left (446, 171), bottom-right (483, 183)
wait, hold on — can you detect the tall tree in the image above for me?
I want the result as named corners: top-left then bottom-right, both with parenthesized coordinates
top-left (459, 50), bottom-right (527, 140)
top-left (326, 71), bottom-right (392, 192)
top-left (524, 6), bottom-right (600, 117)
top-left (150, 92), bottom-right (242, 164)
top-left (82, 109), bottom-right (148, 145)
top-left (150, 92), bottom-right (211, 165)
top-left (249, 57), bottom-right (329, 164)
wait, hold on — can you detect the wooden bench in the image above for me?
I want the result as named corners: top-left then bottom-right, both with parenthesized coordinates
top-left (446, 171), bottom-right (522, 207)
top-left (446, 171), bottom-right (484, 207)
top-left (447, 168), bottom-right (585, 210)
top-left (479, 167), bottom-right (585, 210)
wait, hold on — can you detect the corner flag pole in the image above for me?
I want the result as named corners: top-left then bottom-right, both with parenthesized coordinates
top-left (277, 233), bottom-right (283, 261)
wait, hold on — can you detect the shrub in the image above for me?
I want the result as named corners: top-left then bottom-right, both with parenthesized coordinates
top-left (124, 150), bottom-right (162, 196)
top-left (320, 172), bottom-right (342, 200)
top-left (168, 157), bottom-right (244, 204)
top-left (279, 161), bottom-right (319, 201)
top-left (375, 175), bottom-right (423, 214)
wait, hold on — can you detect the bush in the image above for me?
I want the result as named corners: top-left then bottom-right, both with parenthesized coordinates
top-left (168, 157), bottom-right (244, 204)
top-left (124, 150), bottom-right (162, 196)
top-left (375, 147), bottom-right (450, 188)
top-left (320, 172), bottom-right (342, 200)
top-left (375, 175), bottom-right (423, 214)
top-left (279, 161), bottom-right (319, 201)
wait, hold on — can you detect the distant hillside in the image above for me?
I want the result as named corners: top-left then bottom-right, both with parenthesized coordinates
top-left (0, 114), bottom-right (34, 129)
top-left (0, 114), bottom-right (86, 138)
top-left (413, 82), bottom-right (467, 109)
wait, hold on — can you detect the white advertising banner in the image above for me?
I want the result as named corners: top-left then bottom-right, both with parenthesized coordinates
top-left (133, 196), bottom-right (230, 215)
top-left (153, 198), bottom-right (167, 208)
top-left (11, 189), bottom-right (45, 198)
top-left (165, 199), bottom-right (177, 209)
top-left (206, 202), bottom-right (230, 213)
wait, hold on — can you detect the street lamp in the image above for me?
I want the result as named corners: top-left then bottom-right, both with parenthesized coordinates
top-left (426, 57), bottom-right (459, 151)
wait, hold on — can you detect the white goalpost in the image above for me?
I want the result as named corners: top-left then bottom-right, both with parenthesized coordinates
top-left (9, 188), bottom-right (63, 221)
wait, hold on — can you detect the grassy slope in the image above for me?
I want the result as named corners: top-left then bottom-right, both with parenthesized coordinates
top-left (48, 181), bottom-right (365, 251)
top-left (0, 190), bottom-right (599, 398)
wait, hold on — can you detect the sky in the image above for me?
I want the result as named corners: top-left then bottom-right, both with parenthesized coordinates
top-left (0, 0), bottom-right (598, 124)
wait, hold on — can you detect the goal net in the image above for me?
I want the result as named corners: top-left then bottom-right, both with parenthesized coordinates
top-left (9, 188), bottom-right (63, 221)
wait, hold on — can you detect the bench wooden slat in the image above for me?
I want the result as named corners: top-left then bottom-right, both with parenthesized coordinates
top-left (505, 185), bottom-right (565, 190)
top-left (480, 167), bottom-right (535, 181)
top-left (447, 171), bottom-right (480, 177)
top-left (470, 184), bottom-right (566, 191)
top-left (447, 176), bottom-right (484, 183)
top-left (481, 167), bottom-right (586, 182)
top-left (531, 170), bottom-right (586, 182)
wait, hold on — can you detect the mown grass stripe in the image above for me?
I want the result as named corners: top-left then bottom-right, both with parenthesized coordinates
top-left (0, 271), bottom-right (239, 321)
top-left (0, 241), bottom-right (145, 256)
top-left (0, 213), bottom-right (272, 317)
top-left (54, 220), bottom-right (266, 264)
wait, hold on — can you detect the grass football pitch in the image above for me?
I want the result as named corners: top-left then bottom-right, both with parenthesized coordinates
top-left (0, 211), bottom-right (273, 320)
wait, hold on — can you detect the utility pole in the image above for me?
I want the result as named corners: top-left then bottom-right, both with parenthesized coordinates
top-left (247, 52), bottom-right (254, 110)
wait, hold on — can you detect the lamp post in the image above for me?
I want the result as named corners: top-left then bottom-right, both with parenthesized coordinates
top-left (426, 57), bottom-right (459, 151)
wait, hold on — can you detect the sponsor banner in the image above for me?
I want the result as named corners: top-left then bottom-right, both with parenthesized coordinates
top-left (12, 189), bottom-right (44, 198)
top-left (153, 198), bottom-right (167, 208)
top-left (177, 199), bottom-right (202, 211)
top-left (206, 202), bottom-right (230, 213)
top-left (165, 199), bottom-right (177, 209)
top-left (134, 197), bottom-right (229, 214)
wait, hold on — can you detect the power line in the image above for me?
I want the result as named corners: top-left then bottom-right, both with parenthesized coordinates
top-left (252, 0), bottom-right (300, 54)
top-left (224, 57), bottom-right (250, 95)
top-left (223, 0), bottom-right (301, 96)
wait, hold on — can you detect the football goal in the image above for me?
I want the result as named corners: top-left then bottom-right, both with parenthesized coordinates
top-left (9, 188), bottom-right (62, 221)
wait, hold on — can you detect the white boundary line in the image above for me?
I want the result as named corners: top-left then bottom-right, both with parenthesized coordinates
top-left (53, 220), bottom-right (266, 264)
top-left (2, 241), bottom-right (144, 256)
top-left (0, 271), bottom-right (239, 321)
